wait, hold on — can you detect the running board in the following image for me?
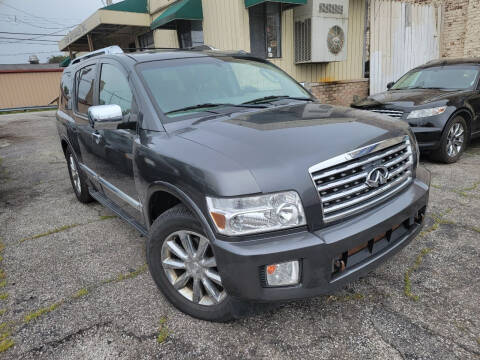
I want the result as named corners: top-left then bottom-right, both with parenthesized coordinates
top-left (89, 190), bottom-right (148, 236)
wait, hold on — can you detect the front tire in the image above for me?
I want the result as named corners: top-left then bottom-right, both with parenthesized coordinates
top-left (147, 204), bottom-right (235, 322)
top-left (431, 115), bottom-right (468, 163)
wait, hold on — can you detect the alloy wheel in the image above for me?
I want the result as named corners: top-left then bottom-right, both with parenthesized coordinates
top-left (446, 122), bottom-right (465, 157)
top-left (161, 230), bottom-right (226, 306)
top-left (69, 155), bottom-right (82, 194)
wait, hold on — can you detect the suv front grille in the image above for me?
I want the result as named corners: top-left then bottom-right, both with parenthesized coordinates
top-left (369, 109), bottom-right (404, 118)
top-left (309, 136), bottom-right (413, 223)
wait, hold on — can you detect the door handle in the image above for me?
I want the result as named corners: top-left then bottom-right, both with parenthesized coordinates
top-left (92, 132), bottom-right (102, 144)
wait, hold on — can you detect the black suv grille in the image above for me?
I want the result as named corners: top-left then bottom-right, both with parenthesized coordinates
top-left (309, 136), bottom-right (413, 223)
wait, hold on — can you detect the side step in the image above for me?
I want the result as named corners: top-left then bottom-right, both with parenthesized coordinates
top-left (89, 190), bottom-right (148, 236)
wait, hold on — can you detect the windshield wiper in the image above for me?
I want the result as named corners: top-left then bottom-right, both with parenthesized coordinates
top-left (165, 103), bottom-right (265, 115)
top-left (242, 95), bottom-right (313, 104)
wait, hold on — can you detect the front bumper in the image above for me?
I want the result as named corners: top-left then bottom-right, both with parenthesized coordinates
top-left (411, 126), bottom-right (443, 150)
top-left (213, 167), bottom-right (430, 302)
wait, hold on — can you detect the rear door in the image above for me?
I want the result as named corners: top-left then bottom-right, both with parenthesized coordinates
top-left (87, 60), bottom-right (143, 223)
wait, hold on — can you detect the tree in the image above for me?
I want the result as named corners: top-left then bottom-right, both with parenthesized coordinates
top-left (48, 55), bottom-right (68, 64)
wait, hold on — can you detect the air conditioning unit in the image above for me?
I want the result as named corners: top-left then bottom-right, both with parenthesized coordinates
top-left (294, 0), bottom-right (349, 63)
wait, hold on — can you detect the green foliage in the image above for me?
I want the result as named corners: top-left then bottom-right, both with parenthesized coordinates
top-left (48, 55), bottom-right (68, 64)
top-left (157, 317), bottom-right (169, 343)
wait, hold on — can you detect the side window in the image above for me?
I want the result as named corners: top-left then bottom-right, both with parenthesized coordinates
top-left (60, 72), bottom-right (73, 110)
top-left (249, 3), bottom-right (282, 59)
top-left (99, 63), bottom-right (133, 116)
top-left (75, 65), bottom-right (96, 115)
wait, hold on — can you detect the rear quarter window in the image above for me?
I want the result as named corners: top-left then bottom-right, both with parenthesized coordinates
top-left (60, 72), bottom-right (73, 110)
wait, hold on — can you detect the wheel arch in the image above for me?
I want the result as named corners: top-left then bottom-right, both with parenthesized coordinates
top-left (449, 108), bottom-right (473, 138)
top-left (145, 182), bottom-right (216, 241)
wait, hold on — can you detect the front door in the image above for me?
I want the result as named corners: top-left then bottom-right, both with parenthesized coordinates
top-left (88, 61), bottom-right (143, 223)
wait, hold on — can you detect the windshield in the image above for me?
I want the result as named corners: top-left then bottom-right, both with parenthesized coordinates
top-left (391, 65), bottom-right (480, 90)
top-left (137, 56), bottom-right (310, 122)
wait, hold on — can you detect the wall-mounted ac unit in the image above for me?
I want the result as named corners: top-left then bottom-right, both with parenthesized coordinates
top-left (294, 0), bottom-right (349, 63)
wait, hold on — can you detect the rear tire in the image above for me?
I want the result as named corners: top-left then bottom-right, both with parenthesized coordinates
top-left (65, 147), bottom-right (93, 203)
top-left (430, 115), bottom-right (468, 163)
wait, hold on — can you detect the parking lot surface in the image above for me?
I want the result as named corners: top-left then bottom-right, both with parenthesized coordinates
top-left (0, 111), bottom-right (479, 359)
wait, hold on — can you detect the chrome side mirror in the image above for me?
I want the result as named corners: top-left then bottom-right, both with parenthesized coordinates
top-left (88, 104), bottom-right (123, 129)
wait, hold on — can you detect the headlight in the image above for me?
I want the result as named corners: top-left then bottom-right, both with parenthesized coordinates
top-left (206, 191), bottom-right (306, 236)
top-left (407, 106), bottom-right (447, 119)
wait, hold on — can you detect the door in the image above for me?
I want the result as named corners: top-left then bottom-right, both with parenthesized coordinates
top-left (73, 63), bottom-right (99, 173)
top-left (89, 61), bottom-right (143, 223)
top-left (370, 0), bottom-right (441, 94)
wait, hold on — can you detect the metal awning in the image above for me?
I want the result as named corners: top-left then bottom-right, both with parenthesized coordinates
top-left (150, 0), bottom-right (203, 30)
top-left (58, 0), bottom-right (150, 52)
top-left (244, 0), bottom-right (307, 8)
top-left (103, 0), bottom-right (148, 13)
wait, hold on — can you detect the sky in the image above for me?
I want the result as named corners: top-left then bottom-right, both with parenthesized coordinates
top-left (0, 0), bottom-right (121, 64)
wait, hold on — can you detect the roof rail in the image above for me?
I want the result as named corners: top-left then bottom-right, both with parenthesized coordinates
top-left (69, 45), bottom-right (124, 66)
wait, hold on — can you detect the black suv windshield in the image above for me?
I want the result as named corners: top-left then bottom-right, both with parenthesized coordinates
top-left (137, 56), bottom-right (310, 122)
top-left (391, 65), bottom-right (480, 90)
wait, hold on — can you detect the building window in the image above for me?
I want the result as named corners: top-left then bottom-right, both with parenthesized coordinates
top-left (177, 20), bottom-right (204, 48)
top-left (138, 31), bottom-right (154, 49)
top-left (249, 3), bottom-right (282, 59)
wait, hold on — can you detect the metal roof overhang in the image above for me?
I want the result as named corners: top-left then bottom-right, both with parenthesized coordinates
top-left (244, 0), bottom-right (307, 8)
top-left (150, 0), bottom-right (203, 30)
top-left (58, 9), bottom-right (150, 51)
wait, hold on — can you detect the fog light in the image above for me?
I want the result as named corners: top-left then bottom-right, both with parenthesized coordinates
top-left (265, 261), bottom-right (300, 286)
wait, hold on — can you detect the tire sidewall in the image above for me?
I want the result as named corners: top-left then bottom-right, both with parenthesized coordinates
top-left (438, 115), bottom-right (468, 163)
top-left (147, 206), bottom-right (234, 322)
top-left (65, 147), bottom-right (92, 203)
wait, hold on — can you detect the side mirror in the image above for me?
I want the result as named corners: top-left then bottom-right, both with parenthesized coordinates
top-left (386, 81), bottom-right (395, 90)
top-left (88, 104), bottom-right (123, 129)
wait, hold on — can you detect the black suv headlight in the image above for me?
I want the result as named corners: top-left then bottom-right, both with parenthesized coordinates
top-left (206, 191), bottom-right (306, 236)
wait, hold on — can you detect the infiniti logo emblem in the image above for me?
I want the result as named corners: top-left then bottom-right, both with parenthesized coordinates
top-left (366, 166), bottom-right (389, 188)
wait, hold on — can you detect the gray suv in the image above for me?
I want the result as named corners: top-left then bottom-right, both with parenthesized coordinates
top-left (56, 46), bottom-right (430, 321)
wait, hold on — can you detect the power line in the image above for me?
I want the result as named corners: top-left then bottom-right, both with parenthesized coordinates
top-left (0, 51), bottom-right (65, 56)
top-left (13, 18), bottom-right (77, 30)
top-left (0, 31), bottom-right (67, 36)
top-left (0, 41), bottom-right (60, 45)
top-left (0, 2), bottom-right (74, 27)
top-left (0, 37), bottom-right (59, 42)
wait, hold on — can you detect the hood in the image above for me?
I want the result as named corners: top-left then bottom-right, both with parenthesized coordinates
top-left (170, 103), bottom-right (410, 193)
top-left (353, 88), bottom-right (468, 108)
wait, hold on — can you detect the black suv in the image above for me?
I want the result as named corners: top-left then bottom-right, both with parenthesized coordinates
top-left (57, 46), bottom-right (430, 321)
top-left (353, 59), bottom-right (480, 163)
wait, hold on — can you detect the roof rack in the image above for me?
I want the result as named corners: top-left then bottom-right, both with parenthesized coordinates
top-left (69, 45), bottom-right (124, 66)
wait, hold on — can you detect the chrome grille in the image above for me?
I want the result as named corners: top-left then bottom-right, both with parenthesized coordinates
top-left (369, 109), bottom-right (404, 118)
top-left (309, 136), bottom-right (413, 223)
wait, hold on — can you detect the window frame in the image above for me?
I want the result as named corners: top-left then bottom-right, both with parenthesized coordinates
top-left (73, 61), bottom-right (99, 119)
top-left (98, 62), bottom-right (135, 116)
top-left (248, 3), bottom-right (282, 59)
top-left (97, 59), bottom-right (141, 131)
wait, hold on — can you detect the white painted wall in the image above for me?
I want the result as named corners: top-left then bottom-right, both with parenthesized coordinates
top-left (370, 0), bottom-right (441, 94)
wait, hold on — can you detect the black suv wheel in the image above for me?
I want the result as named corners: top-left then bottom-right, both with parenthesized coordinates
top-left (147, 204), bottom-right (235, 322)
top-left (65, 147), bottom-right (93, 203)
top-left (431, 115), bottom-right (468, 163)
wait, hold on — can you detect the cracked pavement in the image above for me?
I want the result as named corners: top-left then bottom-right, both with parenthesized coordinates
top-left (0, 111), bottom-right (479, 359)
